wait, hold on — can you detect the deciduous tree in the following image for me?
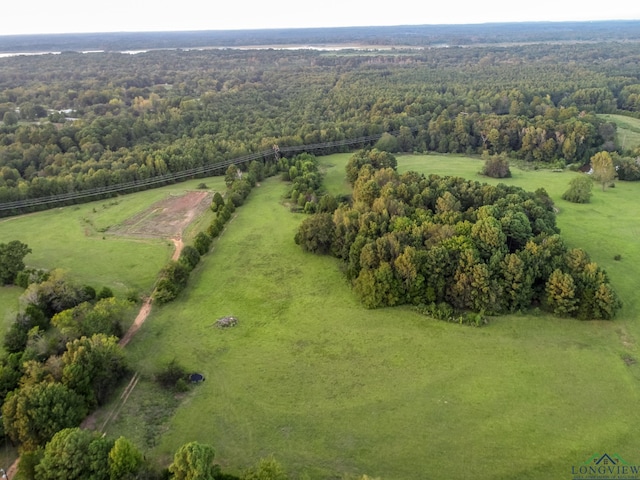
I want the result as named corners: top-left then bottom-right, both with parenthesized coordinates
top-left (169, 441), bottom-right (218, 480)
top-left (0, 240), bottom-right (31, 285)
top-left (108, 436), bottom-right (144, 480)
top-left (562, 175), bottom-right (593, 203)
top-left (2, 381), bottom-right (87, 450)
top-left (294, 213), bottom-right (335, 254)
top-left (591, 151), bottom-right (616, 191)
top-left (34, 427), bottom-right (113, 480)
top-left (61, 334), bottom-right (128, 408)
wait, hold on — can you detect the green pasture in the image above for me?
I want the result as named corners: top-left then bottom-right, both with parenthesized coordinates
top-left (0, 178), bottom-right (223, 345)
top-left (104, 154), bottom-right (640, 480)
top-left (599, 114), bottom-right (640, 152)
top-left (0, 178), bottom-right (223, 294)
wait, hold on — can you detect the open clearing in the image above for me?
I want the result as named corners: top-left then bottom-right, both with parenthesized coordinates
top-left (97, 154), bottom-right (640, 480)
top-left (599, 114), bottom-right (640, 151)
top-left (108, 191), bottom-right (212, 239)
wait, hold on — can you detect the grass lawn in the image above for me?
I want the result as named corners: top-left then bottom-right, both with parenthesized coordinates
top-left (107, 154), bottom-right (640, 480)
top-left (599, 114), bottom-right (640, 152)
top-left (0, 177), bottom-right (224, 300)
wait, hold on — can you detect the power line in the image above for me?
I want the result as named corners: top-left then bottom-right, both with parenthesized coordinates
top-left (0, 129), bottom-right (409, 215)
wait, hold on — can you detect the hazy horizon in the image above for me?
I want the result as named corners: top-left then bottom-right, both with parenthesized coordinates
top-left (2, 0), bottom-right (639, 36)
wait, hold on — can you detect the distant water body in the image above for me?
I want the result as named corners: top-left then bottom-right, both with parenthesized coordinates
top-left (0, 44), bottom-right (401, 58)
top-left (0, 50), bottom-right (145, 58)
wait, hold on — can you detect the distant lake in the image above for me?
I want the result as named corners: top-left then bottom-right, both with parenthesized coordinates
top-left (0, 44), bottom-right (408, 58)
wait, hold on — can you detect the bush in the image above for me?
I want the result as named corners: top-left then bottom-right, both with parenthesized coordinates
top-left (482, 154), bottom-right (511, 178)
top-left (82, 285), bottom-right (97, 300)
top-left (125, 288), bottom-right (141, 303)
top-left (153, 261), bottom-right (191, 304)
top-left (615, 157), bottom-right (640, 181)
top-left (562, 175), bottom-right (593, 203)
top-left (15, 268), bottom-right (48, 289)
top-left (179, 245), bottom-right (201, 271)
top-left (208, 218), bottom-right (224, 238)
top-left (96, 286), bottom-right (114, 300)
top-left (210, 192), bottom-right (225, 212)
top-left (229, 192), bottom-right (244, 207)
top-left (194, 232), bottom-right (213, 255)
top-left (294, 213), bottom-right (335, 254)
top-left (156, 360), bottom-right (187, 391)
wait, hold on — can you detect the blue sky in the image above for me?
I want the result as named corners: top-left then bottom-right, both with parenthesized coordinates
top-left (2, 0), bottom-right (638, 35)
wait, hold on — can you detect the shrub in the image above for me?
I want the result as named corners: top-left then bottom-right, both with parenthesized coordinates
top-left (156, 360), bottom-right (187, 391)
top-left (482, 154), bottom-right (511, 178)
top-left (295, 213), bottom-right (335, 254)
top-left (82, 285), bottom-right (97, 300)
top-left (96, 286), bottom-right (114, 300)
top-left (208, 218), bottom-right (224, 238)
top-left (194, 232), bottom-right (212, 255)
top-left (179, 245), bottom-right (201, 271)
top-left (125, 288), bottom-right (141, 303)
top-left (229, 192), bottom-right (244, 207)
top-left (210, 192), bottom-right (225, 212)
top-left (15, 268), bottom-right (48, 289)
top-left (153, 261), bottom-right (191, 304)
top-left (562, 175), bottom-right (593, 203)
top-left (615, 157), bottom-right (640, 181)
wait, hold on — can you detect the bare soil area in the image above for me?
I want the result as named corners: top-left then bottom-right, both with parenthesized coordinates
top-left (108, 190), bottom-right (212, 238)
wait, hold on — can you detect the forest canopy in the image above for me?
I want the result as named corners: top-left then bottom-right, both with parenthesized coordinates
top-left (0, 41), bottom-right (639, 211)
top-left (296, 150), bottom-right (621, 320)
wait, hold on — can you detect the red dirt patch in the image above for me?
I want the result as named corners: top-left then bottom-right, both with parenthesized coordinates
top-left (109, 191), bottom-right (212, 238)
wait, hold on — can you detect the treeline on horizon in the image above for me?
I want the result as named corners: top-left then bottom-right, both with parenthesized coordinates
top-left (1, 20), bottom-right (640, 52)
top-left (1, 41), bottom-right (640, 209)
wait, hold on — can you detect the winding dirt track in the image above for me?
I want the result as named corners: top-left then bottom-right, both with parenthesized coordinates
top-left (118, 237), bottom-right (183, 348)
top-left (6, 197), bottom-right (198, 478)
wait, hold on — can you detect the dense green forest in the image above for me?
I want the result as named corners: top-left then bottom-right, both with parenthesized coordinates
top-left (1, 38), bottom-right (640, 211)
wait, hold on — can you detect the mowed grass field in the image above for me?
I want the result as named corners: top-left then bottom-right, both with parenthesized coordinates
top-left (104, 154), bottom-right (640, 479)
top-left (0, 177), bottom-right (224, 343)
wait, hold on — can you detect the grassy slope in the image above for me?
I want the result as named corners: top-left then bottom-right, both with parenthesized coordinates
top-left (599, 114), bottom-right (640, 152)
top-left (110, 154), bottom-right (640, 480)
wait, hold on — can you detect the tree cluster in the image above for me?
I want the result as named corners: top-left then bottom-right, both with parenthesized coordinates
top-left (296, 151), bottom-right (621, 320)
top-left (280, 153), bottom-right (340, 214)
top-left (0, 269), bottom-right (131, 452)
top-left (0, 240), bottom-right (31, 285)
top-left (25, 428), bottom-right (149, 480)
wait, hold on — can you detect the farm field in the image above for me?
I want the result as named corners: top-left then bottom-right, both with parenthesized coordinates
top-left (599, 114), bottom-right (640, 152)
top-left (100, 153), bottom-right (640, 479)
